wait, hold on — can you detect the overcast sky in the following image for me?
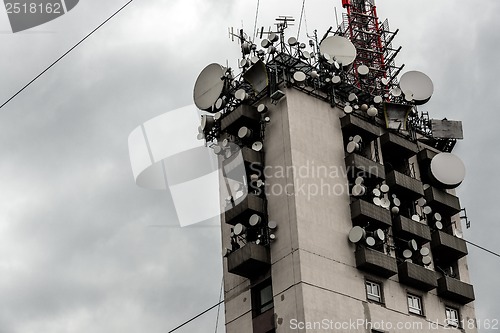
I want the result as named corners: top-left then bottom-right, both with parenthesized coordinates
top-left (0, 1), bottom-right (499, 332)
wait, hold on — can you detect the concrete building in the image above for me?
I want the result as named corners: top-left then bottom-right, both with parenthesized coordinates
top-left (194, 1), bottom-right (477, 332)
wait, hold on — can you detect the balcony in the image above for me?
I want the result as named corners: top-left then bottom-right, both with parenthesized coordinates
top-left (253, 308), bottom-right (275, 332)
top-left (398, 261), bottom-right (437, 292)
top-left (392, 215), bottom-right (432, 245)
top-left (350, 199), bottom-right (392, 229)
top-left (355, 247), bottom-right (398, 278)
top-left (227, 243), bottom-right (271, 279)
top-left (222, 147), bottom-right (263, 177)
top-left (424, 186), bottom-right (461, 216)
top-left (437, 276), bottom-right (475, 304)
top-left (431, 231), bottom-right (468, 262)
top-left (341, 114), bottom-right (382, 142)
top-left (380, 132), bottom-right (418, 159)
top-left (345, 153), bottom-right (385, 183)
top-left (225, 195), bottom-right (266, 226)
top-left (221, 104), bottom-right (260, 135)
top-left (385, 170), bottom-right (424, 200)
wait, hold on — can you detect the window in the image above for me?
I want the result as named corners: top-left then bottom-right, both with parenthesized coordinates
top-left (252, 280), bottom-right (274, 316)
top-left (407, 294), bottom-right (423, 316)
top-left (446, 307), bottom-right (460, 327)
top-left (366, 281), bottom-right (382, 303)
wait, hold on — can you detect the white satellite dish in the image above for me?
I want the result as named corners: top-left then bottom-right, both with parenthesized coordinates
top-left (193, 63), bottom-right (226, 111)
top-left (380, 184), bottom-right (390, 193)
top-left (423, 206), bottom-right (433, 215)
top-left (319, 36), bottom-right (357, 67)
top-left (234, 223), bottom-right (246, 236)
top-left (346, 141), bottom-right (360, 153)
top-left (268, 221), bottom-right (278, 230)
top-left (366, 237), bottom-right (376, 247)
top-left (393, 198), bottom-right (401, 207)
top-left (235, 88), bottom-right (248, 101)
top-left (422, 256), bottom-right (432, 266)
top-left (238, 126), bottom-right (253, 139)
top-left (249, 214), bottom-right (262, 226)
top-left (435, 221), bottom-right (443, 230)
top-left (348, 226), bottom-right (366, 243)
top-left (358, 65), bottom-right (370, 76)
top-left (375, 229), bottom-right (385, 242)
top-left (352, 184), bottom-right (367, 197)
top-left (408, 239), bottom-right (418, 251)
top-left (367, 106), bottom-right (378, 117)
top-left (373, 95), bottom-right (383, 104)
top-left (399, 70), bottom-right (434, 105)
top-left (430, 153), bottom-right (466, 188)
top-left (411, 215), bottom-right (421, 222)
top-left (293, 71), bottom-right (307, 82)
top-left (332, 76), bottom-right (342, 85)
top-left (252, 141), bottom-right (264, 152)
top-left (391, 206), bottom-right (400, 214)
top-left (373, 197), bottom-right (382, 206)
top-left (454, 229), bottom-right (464, 239)
top-left (344, 105), bottom-right (353, 114)
top-left (288, 36), bottom-right (298, 46)
top-left (403, 249), bottom-right (413, 259)
top-left (355, 176), bottom-right (364, 185)
top-left (420, 247), bottom-right (430, 256)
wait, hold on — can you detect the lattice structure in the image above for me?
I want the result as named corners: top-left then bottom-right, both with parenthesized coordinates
top-left (336, 0), bottom-right (403, 96)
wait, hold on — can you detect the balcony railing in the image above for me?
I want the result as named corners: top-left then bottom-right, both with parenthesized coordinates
top-left (341, 114), bottom-right (382, 141)
top-left (350, 199), bottom-right (392, 229)
top-left (225, 195), bottom-right (266, 226)
top-left (380, 132), bottom-right (418, 159)
top-left (385, 170), bottom-right (424, 200)
top-left (345, 153), bottom-right (385, 183)
top-left (355, 247), bottom-right (398, 278)
top-left (431, 231), bottom-right (468, 262)
top-left (398, 261), bottom-right (437, 292)
top-left (424, 186), bottom-right (461, 217)
top-left (227, 243), bottom-right (270, 279)
top-left (437, 276), bottom-right (475, 304)
top-left (392, 215), bottom-right (432, 245)
top-left (221, 104), bottom-right (260, 135)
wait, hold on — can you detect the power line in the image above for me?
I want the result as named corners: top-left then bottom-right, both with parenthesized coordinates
top-left (168, 300), bottom-right (224, 333)
top-left (465, 239), bottom-right (500, 259)
top-left (214, 278), bottom-right (224, 333)
top-left (0, 0), bottom-right (135, 111)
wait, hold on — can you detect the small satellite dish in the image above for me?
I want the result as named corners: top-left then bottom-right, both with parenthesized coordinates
top-left (197, 133), bottom-right (205, 140)
top-left (403, 249), bottom-right (413, 259)
top-left (391, 206), bottom-right (400, 214)
top-left (250, 173), bottom-right (259, 181)
top-left (257, 104), bottom-right (268, 113)
top-left (346, 141), bottom-right (359, 153)
top-left (375, 229), bottom-right (385, 242)
top-left (310, 70), bottom-right (319, 79)
top-left (235, 88), bottom-right (248, 101)
top-left (374, 96), bottom-right (383, 104)
top-left (213, 145), bottom-right (223, 155)
top-left (234, 223), bottom-right (246, 236)
top-left (269, 32), bottom-right (279, 42)
top-left (352, 184), bottom-right (367, 197)
top-left (434, 212), bottom-right (442, 221)
top-left (420, 247), bottom-right (430, 256)
top-left (193, 63), bottom-right (226, 111)
top-left (241, 42), bottom-right (252, 55)
top-left (454, 230), bottom-right (464, 239)
top-left (344, 105), bottom-right (353, 114)
top-left (404, 90), bottom-right (414, 103)
top-left (360, 104), bottom-right (369, 112)
top-left (422, 256), bottom-right (432, 266)
top-left (380, 184), bottom-right (390, 193)
top-left (251, 56), bottom-right (260, 64)
top-left (423, 206), bottom-right (433, 215)
top-left (430, 153), bottom-right (466, 188)
top-left (200, 114), bottom-right (215, 132)
top-left (381, 77), bottom-right (390, 86)
top-left (319, 36), bottom-right (357, 67)
top-left (268, 221), bottom-right (278, 230)
top-left (373, 197), bottom-right (382, 206)
top-left (252, 141), bottom-right (264, 152)
top-left (264, 116), bottom-right (271, 123)
top-left (302, 51), bottom-right (311, 59)
top-left (239, 58), bottom-right (249, 68)
top-left (367, 106), bottom-right (378, 117)
top-left (355, 176), bottom-right (364, 185)
top-left (268, 45), bottom-right (276, 54)
top-left (238, 126), bottom-right (253, 139)
top-left (261, 39), bottom-right (271, 48)
top-left (366, 237), bottom-right (376, 247)
top-left (417, 198), bottom-right (427, 207)
top-left (408, 239), bottom-right (418, 251)
top-left (215, 98), bottom-right (225, 111)
top-left (358, 65), bottom-right (370, 76)
top-left (249, 214), bottom-right (261, 226)
top-left (390, 87), bottom-right (402, 97)
top-left (399, 71), bottom-right (434, 105)
top-left (372, 188), bottom-right (381, 197)
top-left (214, 111), bottom-right (222, 120)
top-left (348, 93), bottom-right (358, 102)
top-left (269, 233), bottom-right (276, 240)
top-left (435, 221), bottom-right (443, 230)
top-left (381, 198), bottom-right (391, 209)
top-left (221, 138), bottom-right (229, 148)
top-left (293, 71), bottom-right (307, 82)
top-left (332, 76), bottom-right (342, 85)
top-left (288, 36), bottom-right (298, 46)
top-left (393, 198), bottom-right (401, 207)
top-left (412, 215), bottom-right (421, 222)
top-left (348, 226), bottom-right (366, 243)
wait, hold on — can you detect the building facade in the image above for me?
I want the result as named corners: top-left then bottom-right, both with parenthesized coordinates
top-left (194, 1), bottom-right (477, 332)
